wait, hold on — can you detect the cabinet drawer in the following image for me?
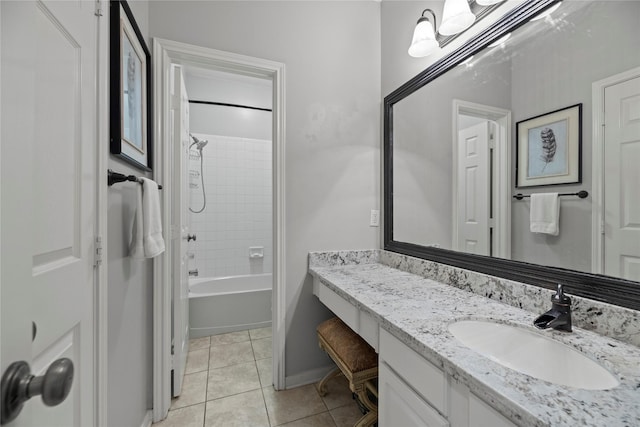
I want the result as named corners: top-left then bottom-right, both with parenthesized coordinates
top-left (317, 282), bottom-right (358, 332)
top-left (380, 329), bottom-right (446, 413)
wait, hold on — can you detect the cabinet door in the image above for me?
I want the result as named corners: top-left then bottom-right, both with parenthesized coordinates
top-left (469, 394), bottom-right (516, 427)
top-left (380, 363), bottom-right (449, 427)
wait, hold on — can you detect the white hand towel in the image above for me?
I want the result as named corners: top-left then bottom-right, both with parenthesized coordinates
top-left (530, 193), bottom-right (560, 235)
top-left (130, 178), bottom-right (165, 258)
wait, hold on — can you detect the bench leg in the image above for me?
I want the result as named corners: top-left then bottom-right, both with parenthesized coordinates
top-left (353, 380), bottom-right (378, 427)
top-left (317, 367), bottom-right (343, 397)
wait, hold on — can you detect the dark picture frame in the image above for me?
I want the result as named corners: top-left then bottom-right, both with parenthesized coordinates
top-left (110, 0), bottom-right (152, 171)
top-left (516, 104), bottom-right (582, 188)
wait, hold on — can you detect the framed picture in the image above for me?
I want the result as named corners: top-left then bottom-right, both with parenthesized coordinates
top-left (516, 104), bottom-right (582, 188)
top-left (110, 0), bottom-right (152, 171)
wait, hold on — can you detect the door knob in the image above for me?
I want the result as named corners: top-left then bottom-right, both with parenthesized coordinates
top-left (1, 358), bottom-right (74, 425)
top-left (187, 234), bottom-right (196, 242)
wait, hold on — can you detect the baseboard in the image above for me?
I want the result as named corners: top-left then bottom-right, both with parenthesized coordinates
top-left (284, 364), bottom-right (335, 389)
top-left (140, 410), bottom-right (153, 427)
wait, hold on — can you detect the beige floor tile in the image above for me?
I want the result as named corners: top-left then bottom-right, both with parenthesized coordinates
top-left (276, 411), bottom-right (336, 427)
top-left (152, 403), bottom-right (205, 427)
top-left (206, 361), bottom-right (261, 400)
top-left (209, 341), bottom-right (254, 369)
top-left (185, 348), bottom-right (210, 374)
top-left (252, 337), bottom-right (272, 360)
top-left (210, 330), bottom-right (250, 346)
top-left (189, 336), bottom-right (210, 351)
top-left (204, 389), bottom-right (269, 427)
top-left (317, 374), bottom-right (355, 411)
top-left (171, 371), bottom-right (207, 410)
top-left (263, 384), bottom-right (327, 426)
top-left (256, 357), bottom-right (273, 388)
top-left (329, 403), bottom-right (365, 427)
top-left (249, 326), bottom-right (272, 340)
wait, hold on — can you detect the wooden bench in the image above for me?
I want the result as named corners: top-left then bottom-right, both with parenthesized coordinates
top-left (317, 317), bottom-right (378, 427)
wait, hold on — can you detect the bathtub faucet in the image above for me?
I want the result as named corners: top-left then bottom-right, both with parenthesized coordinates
top-left (188, 269), bottom-right (199, 277)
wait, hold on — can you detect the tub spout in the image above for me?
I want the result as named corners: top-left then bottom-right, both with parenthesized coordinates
top-left (188, 269), bottom-right (199, 277)
top-left (533, 284), bottom-right (571, 332)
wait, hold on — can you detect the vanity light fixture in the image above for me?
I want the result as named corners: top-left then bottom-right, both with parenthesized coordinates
top-left (409, 0), bottom-right (508, 58)
top-left (408, 9), bottom-right (440, 58)
top-left (440, 0), bottom-right (476, 36)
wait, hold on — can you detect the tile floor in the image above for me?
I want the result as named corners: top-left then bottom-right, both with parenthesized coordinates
top-left (153, 327), bottom-right (363, 427)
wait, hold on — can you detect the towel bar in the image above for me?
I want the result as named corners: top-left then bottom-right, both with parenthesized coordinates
top-left (108, 169), bottom-right (162, 189)
top-left (513, 190), bottom-right (587, 200)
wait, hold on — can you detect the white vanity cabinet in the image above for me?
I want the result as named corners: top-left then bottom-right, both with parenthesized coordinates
top-left (312, 276), bottom-right (516, 427)
top-left (379, 329), bottom-right (517, 427)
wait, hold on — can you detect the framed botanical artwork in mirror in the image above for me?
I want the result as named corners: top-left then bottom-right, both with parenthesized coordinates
top-left (110, 0), bottom-right (152, 171)
top-left (516, 104), bottom-right (582, 188)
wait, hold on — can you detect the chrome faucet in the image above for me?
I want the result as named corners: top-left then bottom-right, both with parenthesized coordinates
top-left (188, 269), bottom-right (199, 277)
top-left (534, 284), bottom-right (572, 332)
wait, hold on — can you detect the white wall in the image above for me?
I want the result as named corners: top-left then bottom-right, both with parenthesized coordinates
top-left (149, 1), bottom-right (381, 382)
top-left (185, 70), bottom-right (272, 140)
top-left (509, 1), bottom-right (640, 271)
top-left (106, 1), bottom-right (153, 426)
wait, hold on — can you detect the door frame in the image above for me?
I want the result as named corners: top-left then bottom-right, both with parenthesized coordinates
top-left (152, 38), bottom-right (286, 421)
top-left (96, 4), bottom-right (109, 426)
top-left (452, 99), bottom-right (511, 259)
top-left (591, 66), bottom-right (640, 275)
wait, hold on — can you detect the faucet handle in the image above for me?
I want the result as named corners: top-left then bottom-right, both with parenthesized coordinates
top-left (552, 284), bottom-right (571, 305)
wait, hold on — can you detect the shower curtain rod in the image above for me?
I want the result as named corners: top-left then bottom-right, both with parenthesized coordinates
top-left (188, 99), bottom-right (272, 112)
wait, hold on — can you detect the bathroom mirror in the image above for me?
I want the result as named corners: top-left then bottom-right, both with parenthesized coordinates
top-left (384, 0), bottom-right (640, 310)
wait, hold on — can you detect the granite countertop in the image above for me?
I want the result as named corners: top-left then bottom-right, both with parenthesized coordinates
top-left (309, 260), bottom-right (640, 427)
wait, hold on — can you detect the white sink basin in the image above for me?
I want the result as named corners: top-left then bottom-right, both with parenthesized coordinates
top-left (449, 320), bottom-right (619, 390)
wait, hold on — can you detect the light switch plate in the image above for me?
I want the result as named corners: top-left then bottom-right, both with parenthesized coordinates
top-left (370, 209), bottom-right (380, 227)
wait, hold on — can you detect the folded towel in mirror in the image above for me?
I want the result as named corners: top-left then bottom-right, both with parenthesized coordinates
top-left (530, 193), bottom-right (559, 235)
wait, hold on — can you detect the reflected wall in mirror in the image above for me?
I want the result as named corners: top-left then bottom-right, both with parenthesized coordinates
top-left (389, 0), bottom-right (640, 281)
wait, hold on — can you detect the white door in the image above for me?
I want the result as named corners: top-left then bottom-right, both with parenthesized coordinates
top-left (604, 75), bottom-right (640, 281)
top-left (170, 65), bottom-right (191, 396)
top-left (1, 1), bottom-right (97, 426)
top-left (456, 122), bottom-right (491, 256)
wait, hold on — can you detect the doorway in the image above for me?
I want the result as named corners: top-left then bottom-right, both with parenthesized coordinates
top-left (152, 38), bottom-right (286, 422)
top-left (592, 67), bottom-right (640, 280)
top-left (452, 99), bottom-right (512, 259)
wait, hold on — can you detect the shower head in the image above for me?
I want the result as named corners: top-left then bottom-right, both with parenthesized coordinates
top-left (189, 134), bottom-right (209, 151)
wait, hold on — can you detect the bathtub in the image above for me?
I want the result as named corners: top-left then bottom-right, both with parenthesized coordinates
top-left (189, 273), bottom-right (272, 338)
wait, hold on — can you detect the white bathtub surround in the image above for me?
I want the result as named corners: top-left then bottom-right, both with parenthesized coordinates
top-left (189, 134), bottom-right (272, 278)
top-left (189, 274), bottom-right (272, 338)
top-left (308, 250), bottom-right (640, 426)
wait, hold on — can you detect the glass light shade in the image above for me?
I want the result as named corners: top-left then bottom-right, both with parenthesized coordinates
top-left (440, 0), bottom-right (476, 36)
top-left (408, 19), bottom-right (439, 57)
top-left (476, 0), bottom-right (503, 5)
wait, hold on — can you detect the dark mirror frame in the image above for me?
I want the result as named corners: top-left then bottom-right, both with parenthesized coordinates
top-left (383, 0), bottom-right (640, 311)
